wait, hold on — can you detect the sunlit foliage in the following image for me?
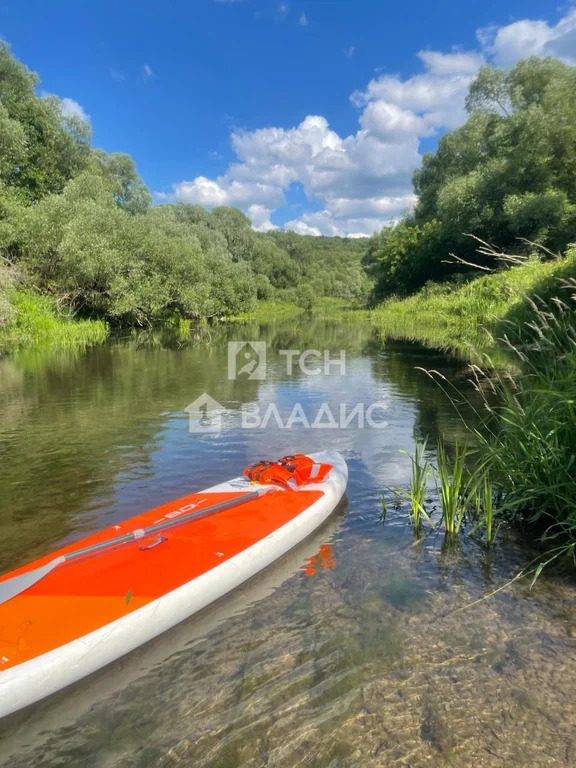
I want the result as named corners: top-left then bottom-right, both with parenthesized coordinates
top-left (0, 42), bottom-right (370, 333)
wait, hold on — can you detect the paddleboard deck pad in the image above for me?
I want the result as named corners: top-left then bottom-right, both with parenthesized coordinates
top-left (0, 450), bottom-right (347, 718)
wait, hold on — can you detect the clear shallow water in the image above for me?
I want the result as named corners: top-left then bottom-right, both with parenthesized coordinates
top-left (0, 318), bottom-right (575, 767)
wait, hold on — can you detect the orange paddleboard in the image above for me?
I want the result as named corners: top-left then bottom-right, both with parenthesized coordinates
top-left (0, 451), bottom-right (347, 718)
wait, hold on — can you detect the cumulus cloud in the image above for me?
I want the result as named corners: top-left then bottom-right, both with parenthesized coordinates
top-left (166, 7), bottom-right (576, 236)
top-left (248, 204), bottom-right (275, 231)
top-left (417, 50), bottom-right (485, 75)
top-left (60, 97), bottom-right (90, 123)
top-left (173, 176), bottom-right (285, 208)
top-left (168, 111), bottom-right (420, 236)
top-left (360, 100), bottom-right (432, 139)
top-left (481, 9), bottom-right (576, 66)
top-left (351, 49), bottom-right (485, 133)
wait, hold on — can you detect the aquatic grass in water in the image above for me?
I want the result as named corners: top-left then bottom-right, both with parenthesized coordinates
top-left (404, 437), bottom-right (432, 529)
top-left (387, 437), bottom-right (432, 529)
top-left (467, 470), bottom-right (501, 545)
top-left (435, 440), bottom-right (474, 535)
top-left (388, 437), bottom-right (489, 536)
top-left (480, 473), bottom-right (499, 544)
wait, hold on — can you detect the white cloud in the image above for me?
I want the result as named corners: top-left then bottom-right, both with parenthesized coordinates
top-left (360, 100), bottom-right (432, 139)
top-left (351, 49), bottom-right (482, 132)
top-left (143, 63), bottom-right (154, 79)
top-left (168, 111), bottom-right (421, 236)
top-left (417, 49), bottom-right (485, 75)
top-left (166, 7), bottom-right (576, 236)
top-left (344, 46), bottom-right (356, 58)
top-left (326, 194), bottom-right (417, 219)
top-left (172, 175), bottom-right (285, 208)
top-left (60, 97), bottom-right (90, 123)
top-left (283, 210), bottom-right (391, 238)
top-left (481, 9), bottom-right (576, 66)
top-left (248, 204), bottom-right (276, 231)
top-left (299, 11), bottom-right (307, 26)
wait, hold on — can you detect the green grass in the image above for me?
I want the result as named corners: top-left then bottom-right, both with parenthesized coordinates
top-left (388, 437), bottom-right (432, 529)
top-left (370, 247), bottom-right (576, 357)
top-left (436, 440), bottom-right (476, 535)
top-left (469, 472), bottom-right (500, 545)
top-left (225, 299), bottom-right (303, 324)
top-left (0, 289), bottom-right (109, 352)
top-left (227, 297), bottom-right (370, 325)
top-left (472, 296), bottom-right (576, 541)
top-left (309, 296), bottom-right (371, 322)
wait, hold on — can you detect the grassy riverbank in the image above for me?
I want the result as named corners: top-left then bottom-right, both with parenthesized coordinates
top-left (0, 294), bottom-right (370, 355)
top-left (225, 299), bottom-right (303, 324)
top-left (0, 288), bottom-right (109, 353)
top-left (371, 246), bottom-right (576, 354)
top-left (376, 248), bottom-right (576, 560)
top-left (228, 297), bottom-right (370, 324)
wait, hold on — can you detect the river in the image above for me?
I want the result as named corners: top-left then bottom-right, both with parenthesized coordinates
top-left (0, 317), bottom-right (575, 767)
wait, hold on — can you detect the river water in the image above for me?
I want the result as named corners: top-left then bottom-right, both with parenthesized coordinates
top-left (0, 317), bottom-right (575, 767)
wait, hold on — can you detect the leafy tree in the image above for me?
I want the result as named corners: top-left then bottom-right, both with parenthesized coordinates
top-left (370, 220), bottom-right (446, 300)
top-left (0, 42), bottom-right (91, 199)
top-left (371, 57), bottom-right (576, 300)
top-left (211, 206), bottom-right (253, 261)
top-left (17, 172), bottom-right (258, 323)
top-left (91, 151), bottom-right (152, 214)
top-left (415, 57), bottom-right (576, 253)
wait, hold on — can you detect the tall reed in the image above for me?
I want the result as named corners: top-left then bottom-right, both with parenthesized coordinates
top-left (435, 440), bottom-right (475, 535)
top-left (473, 290), bottom-right (576, 542)
top-left (389, 437), bottom-right (432, 529)
top-left (469, 471), bottom-right (500, 544)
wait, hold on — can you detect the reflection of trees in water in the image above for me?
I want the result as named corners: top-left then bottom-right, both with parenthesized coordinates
top-left (0, 339), bottom-right (252, 571)
top-left (0, 321), bottom-right (480, 573)
top-left (368, 338), bottom-right (486, 446)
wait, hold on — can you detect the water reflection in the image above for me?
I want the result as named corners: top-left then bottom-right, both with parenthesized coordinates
top-left (0, 319), bottom-right (575, 766)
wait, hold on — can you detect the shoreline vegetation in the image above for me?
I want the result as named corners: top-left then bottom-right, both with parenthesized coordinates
top-left (0, 40), bottom-right (369, 355)
top-left (361, 56), bottom-right (576, 567)
top-left (0, 277), bottom-right (109, 351)
top-left (1, 43), bottom-right (576, 567)
top-left (371, 245), bottom-right (576, 356)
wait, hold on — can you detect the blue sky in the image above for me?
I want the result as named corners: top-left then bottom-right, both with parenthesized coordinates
top-left (1, 1), bottom-right (575, 235)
